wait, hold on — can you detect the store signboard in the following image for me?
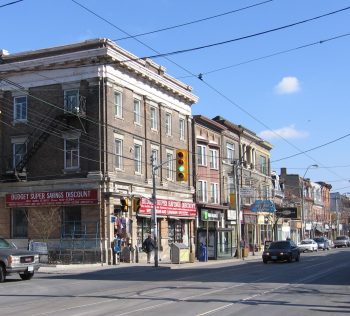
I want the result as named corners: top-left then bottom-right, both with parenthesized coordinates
top-left (251, 200), bottom-right (275, 213)
top-left (138, 197), bottom-right (196, 218)
top-left (5, 189), bottom-right (98, 207)
top-left (239, 187), bottom-right (255, 197)
top-left (275, 207), bottom-right (298, 219)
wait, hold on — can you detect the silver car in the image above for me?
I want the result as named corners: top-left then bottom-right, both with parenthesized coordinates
top-left (334, 236), bottom-right (350, 248)
top-left (0, 237), bottom-right (40, 282)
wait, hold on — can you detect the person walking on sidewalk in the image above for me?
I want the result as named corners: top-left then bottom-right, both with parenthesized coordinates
top-left (142, 234), bottom-right (155, 263)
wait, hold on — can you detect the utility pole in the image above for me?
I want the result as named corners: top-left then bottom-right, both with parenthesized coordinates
top-left (151, 153), bottom-right (159, 267)
top-left (233, 160), bottom-right (242, 259)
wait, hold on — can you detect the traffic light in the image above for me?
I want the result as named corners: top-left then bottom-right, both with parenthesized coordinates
top-left (176, 149), bottom-right (188, 182)
top-left (133, 197), bottom-right (141, 212)
top-left (120, 197), bottom-right (129, 212)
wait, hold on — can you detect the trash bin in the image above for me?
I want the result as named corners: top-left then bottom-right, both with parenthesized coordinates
top-left (198, 243), bottom-right (208, 262)
top-left (171, 243), bottom-right (190, 264)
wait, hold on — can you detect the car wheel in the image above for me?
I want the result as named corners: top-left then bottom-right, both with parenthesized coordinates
top-left (20, 271), bottom-right (34, 281)
top-left (263, 259), bottom-right (268, 264)
top-left (296, 254), bottom-right (300, 262)
top-left (287, 254), bottom-right (292, 263)
top-left (0, 265), bottom-right (5, 283)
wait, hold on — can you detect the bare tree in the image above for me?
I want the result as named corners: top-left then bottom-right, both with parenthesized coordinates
top-left (26, 207), bottom-right (61, 242)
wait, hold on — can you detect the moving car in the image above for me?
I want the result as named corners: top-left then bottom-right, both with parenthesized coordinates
top-left (0, 237), bottom-right (40, 282)
top-left (298, 239), bottom-right (318, 252)
top-left (262, 240), bottom-right (300, 263)
top-left (313, 237), bottom-right (330, 250)
top-left (334, 236), bottom-right (350, 248)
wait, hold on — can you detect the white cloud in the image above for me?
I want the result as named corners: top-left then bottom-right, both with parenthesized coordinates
top-left (274, 76), bottom-right (300, 94)
top-left (258, 125), bottom-right (308, 140)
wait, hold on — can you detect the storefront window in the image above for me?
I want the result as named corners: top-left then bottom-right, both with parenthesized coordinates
top-left (137, 218), bottom-right (151, 250)
top-left (217, 231), bottom-right (232, 257)
top-left (62, 206), bottom-right (81, 237)
top-left (12, 208), bottom-right (28, 238)
top-left (168, 220), bottom-right (183, 245)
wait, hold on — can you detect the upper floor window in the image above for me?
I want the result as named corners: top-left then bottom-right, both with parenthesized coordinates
top-left (134, 143), bottom-right (142, 174)
top-left (260, 155), bottom-right (267, 175)
top-left (209, 149), bottom-right (219, 169)
top-left (14, 96), bottom-right (27, 122)
top-left (150, 107), bottom-right (158, 130)
top-left (226, 142), bottom-right (234, 163)
top-left (64, 89), bottom-right (79, 113)
top-left (64, 138), bottom-right (79, 169)
top-left (210, 183), bottom-right (219, 204)
top-left (165, 113), bottom-right (172, 136)
top-left (134, 99), bottom-right (141, 124)
top-left (179, 118), bottom-right (185, 140)
top-left (13, 142), bottom-right (26, 169)
top-left (197, 180), bottom-right (208, 203)
top-left (197, 144), bottom-right (207, 166)
top-left (152, 148), bottom-right (159, 176)
top-left (115, 138), bottom-right (123, 170)
top-left (114, 91), bottom-right (123, 118)
top-left (166, 152), bottom-right (174, 180)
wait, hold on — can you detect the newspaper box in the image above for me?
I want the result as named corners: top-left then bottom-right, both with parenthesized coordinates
top-left (171, 243), bottom-right (190, 264)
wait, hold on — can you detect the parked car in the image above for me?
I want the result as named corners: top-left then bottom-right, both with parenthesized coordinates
top-left (262, 240), bottom-right (300, 263)
top-left (313, 237), bottom-right (330, 250)
top-left (298, 239), bottom-right (318, 252)
top-left (0, 237), bottom-right (40, 282)
top-left (334, 236), bottom-right (350, 248)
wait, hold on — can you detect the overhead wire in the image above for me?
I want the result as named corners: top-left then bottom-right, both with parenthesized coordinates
top-left (0, 0), bottom-right (23, 9)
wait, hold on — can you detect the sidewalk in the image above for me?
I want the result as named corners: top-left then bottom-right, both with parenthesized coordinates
top-left (38, 252), bottom-right (263, 274)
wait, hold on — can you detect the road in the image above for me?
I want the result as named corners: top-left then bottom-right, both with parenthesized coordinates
top-left (0, 248), bottom-right (349, 316)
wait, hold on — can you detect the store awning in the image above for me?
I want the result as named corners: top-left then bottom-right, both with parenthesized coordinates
top-left (315, 225), bottom-right (325, 233)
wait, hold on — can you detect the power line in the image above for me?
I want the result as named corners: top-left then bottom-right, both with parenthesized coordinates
top-left (139, 6), bottom-right (350, 60)
top-left (113, 0), bottom-right (274, 41)
top-left (0, 0), bottom-right (23, 9)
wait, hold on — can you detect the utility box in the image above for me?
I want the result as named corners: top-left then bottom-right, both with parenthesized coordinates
top-left (171, 243), bottom-right (190, 264)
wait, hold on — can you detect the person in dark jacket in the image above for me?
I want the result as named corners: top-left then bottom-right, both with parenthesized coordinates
top-left (142, 234), bottom-right (155, 263)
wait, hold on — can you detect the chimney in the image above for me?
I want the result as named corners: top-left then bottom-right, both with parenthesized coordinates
top-left (280, 168), bottom-right (287, 176)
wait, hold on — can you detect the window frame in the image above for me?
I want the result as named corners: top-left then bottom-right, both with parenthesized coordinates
top-left (165, 112), bottom-right (172, 136)
top-left (115, 138), bottom-right (123, 170)
top-left (197, 144), bottom-right (207, 166)
top-left (133, 98), bottom-right (142, 125)
top-left (226, 142), bottom-right (235, 163)
top-left (13, 96), bottom-right (27, 122)
top-left (64, 89), bottom-right (79, 113)
top-left (209, 148), bottom-right (219, 169)
top-left (114, 90), bottom-right (123, 118)
top-left (150, 106), bottom-right (158, 130)
top-left (64, 137), bottom-right (80, 169)
top-left (179, 118), bottom-right (185, 140)
top-left (197, 180), bottom-right (208, 203)
top-left (13, 142), bottom-right (27, 169)
top-left (210, 183), bottom-right (219, 204)
top-left (166, 152), bottom-right (174, 180)
top-left (134, 143), bottom-right (142, 174)
top-left (260, 155), bottom-right (267, 175)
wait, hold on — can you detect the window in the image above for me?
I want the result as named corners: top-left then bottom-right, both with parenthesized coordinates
top-left (228, 176), bottom-right (235, 193)
top-left (62, 206), bottom-right (81, 238)
top-left (197, 180), bottom-right (208, 203)
top-left (114, 91), bottom-right (122, 117)
top-left (152, 148), bottom-right (159, 176)
top-left (13, 142), bottom-right (26, 169)
top-left (150, 107), bottom-right (158, 130)
top-left (115, 138), bottom-right (123, 170)
top-left (260, 155), bottom-right (267, 175)
top-left (14, 96), bottom-right (27, 121)
top-left (179, 118), bottom-right (185, 140)
top-left (209, 149), bottom-right (219, 169)
top-left (134, 144), bottom-right (142, 174)
top-left (11, 208), bottom-right (28, 238)
top-left (210, 183), bottom-right (219, 204)
top-left (134, 99), bottom-right (141, 124)
top-left (197, 145), bottom-right (207, 166)
top-left (166, 152), bottom-right (174, 180)
top-left (165, 113), bottom-right (172, 135)
top-left (64, 89), bottom-right (79, 113)
top-left (226, 143), bottom-right (234, 163)
top-left (64, 138), bottom-right (79, 169)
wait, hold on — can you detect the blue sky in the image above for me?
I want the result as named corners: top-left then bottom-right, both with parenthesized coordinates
top-left (2, 0), bottom-right (350, 193)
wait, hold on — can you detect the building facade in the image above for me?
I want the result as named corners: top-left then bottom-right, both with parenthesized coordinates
top-left (0, 39), bottom-right (198, 264)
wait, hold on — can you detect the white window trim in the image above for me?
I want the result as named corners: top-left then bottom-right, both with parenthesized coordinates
top-left (64, 89), bottom-right (80, 113)
top-left (209, 148), bottom-right (219, 169)
top-left (226, 142), bottom-right (235, 163)
top-left (13, 96), bottom-right (27, 122)
top-left (134, 142), bottom-right (142, 174)
top-left (151, 145), bottom-right (160, 176)
top-left (133, 98), bottom-right (142, 125)
top-left (198, 180), bottom-right (208, 203)
top-left (64, 137), bottom-right (80, 170)
top-left (197, 144), bottom-right (207, 166)
top-left (114, 90), bottom-right (123, 118)
top-left (210, 183), bottom-right (219, 204)
top-left (150, 106), bottom-right (158, 131)
top-left (115, 138), bottom-right (123, 170)
top-left (166, 149), bottom-right (174, 181)
top-left (179, 118), bottom-right (185, 141)
top-left (165, 112), bottom-right (172, 136)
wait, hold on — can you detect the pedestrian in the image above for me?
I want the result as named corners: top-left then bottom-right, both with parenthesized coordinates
top-left (142, 234), bottom-right (155, 263)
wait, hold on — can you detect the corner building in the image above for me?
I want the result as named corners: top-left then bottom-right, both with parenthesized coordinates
top-left (0, 39), bottom-right (198, 264)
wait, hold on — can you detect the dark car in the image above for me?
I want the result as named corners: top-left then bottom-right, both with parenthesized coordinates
top-left (313, 237), bottom-right (330, 250)
top-left (262, 240), bottom-right (300, 263)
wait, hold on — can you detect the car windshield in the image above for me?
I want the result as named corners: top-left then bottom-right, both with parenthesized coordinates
top-left (0, 238), bottom-right (12, 249)
top-left (301, 240), bottom-right (312, 244)
top-left (269, 241), bottom-right (290, 249)
top-left (336, 236), bottom-right (346, 240)
top-left (314, 238), bottom-right (322, 242)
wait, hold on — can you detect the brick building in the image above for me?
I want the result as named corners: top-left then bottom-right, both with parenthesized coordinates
top-left (0, 39), bottom-right (198, 264)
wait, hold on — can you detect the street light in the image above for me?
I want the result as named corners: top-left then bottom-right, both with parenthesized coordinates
top-left (301, 164), bottom-right (318, 240)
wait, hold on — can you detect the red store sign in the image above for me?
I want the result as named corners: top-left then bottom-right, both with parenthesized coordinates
top-left (5, 189), bottom-right (98, 207)
top-left (138, 197), bottom-right (196, 218)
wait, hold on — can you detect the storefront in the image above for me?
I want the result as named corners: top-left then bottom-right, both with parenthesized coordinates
top-left (135, 197), bottom-right (196, 263)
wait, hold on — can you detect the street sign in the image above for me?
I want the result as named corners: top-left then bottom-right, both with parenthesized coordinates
top-left (251, 200), bottom-right (275, 213)
top-left (239, 187), bottom-right (255, 197)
